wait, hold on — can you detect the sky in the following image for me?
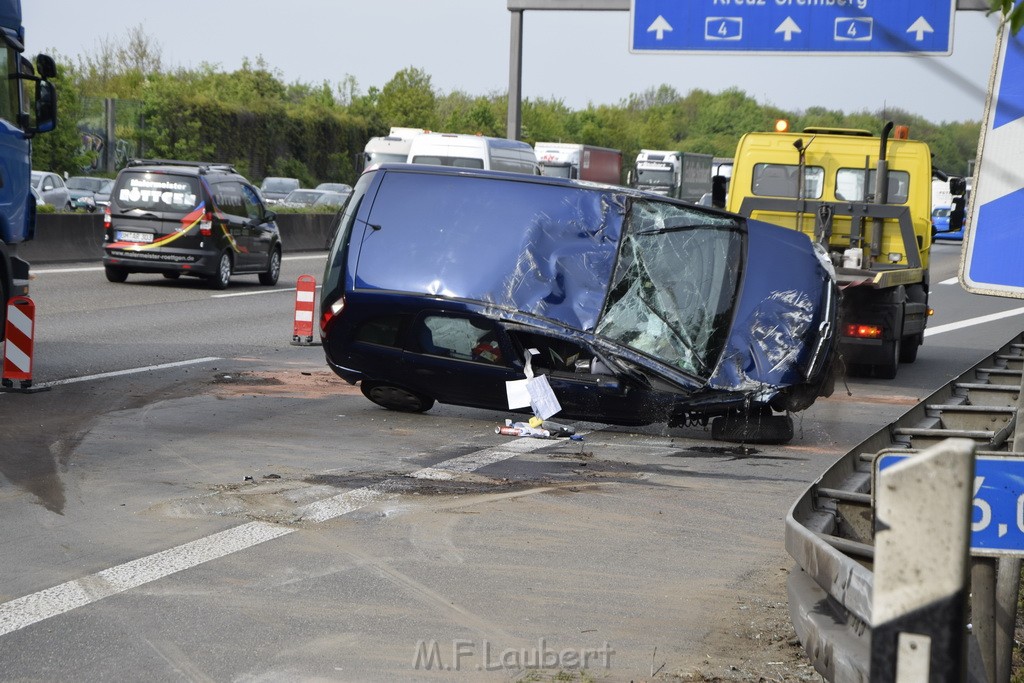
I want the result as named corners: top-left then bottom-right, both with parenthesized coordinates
top-left (24, 1), bottom-right (1006, 124)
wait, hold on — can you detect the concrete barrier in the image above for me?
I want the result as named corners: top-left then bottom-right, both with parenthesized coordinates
top-left (21, 212), bottom-right (334, 265)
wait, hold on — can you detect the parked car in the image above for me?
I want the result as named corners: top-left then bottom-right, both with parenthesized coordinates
top-left (93, 179), bottom-right (114, 208)
top-left (279, 188), bottom-right (328, 208)
top-left (315, 182), bottom-right (353, 196)
top-left (932, 205), bottom-right (964, 240)
top-left (31, 170), bottom-right (71, 210)
top-left (102, 159), bottom-right (282, 289)
top-left (320, 165), bottom-right (839, 444)
top-left (312, 191), bottom-right (350, 209)
top-left (259, 176), bottom-right (300, 204)
top-left (66, 176), bottom-right (109, 212)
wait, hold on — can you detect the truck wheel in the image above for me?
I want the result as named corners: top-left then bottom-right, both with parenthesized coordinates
top-left (899, 333), bottom-right (922, 363)
top-left (104, 266), bottom-right (128, 283)
top-left (873, 339), bottom-right (900, 380)
top-left (711, 406), bottom-right (794, 445)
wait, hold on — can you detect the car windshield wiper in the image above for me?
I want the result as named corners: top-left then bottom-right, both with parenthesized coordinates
top-left (635, 222), bottom-right (735, 236)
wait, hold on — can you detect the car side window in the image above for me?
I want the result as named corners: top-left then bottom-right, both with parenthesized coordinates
top-left (417, 315), bottom-right (504, 364)
top-left (354, 315), bottom-right (407, 347)
top-left (240, 184), bottom-right (264, 221)
top-left (213, 181), bottom-right (247, 218)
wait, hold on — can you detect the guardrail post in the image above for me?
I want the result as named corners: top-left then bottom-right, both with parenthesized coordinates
top-left (972, 558), bottom-right (998, 682)
top-left (871, 438), bottom-right (975, 682)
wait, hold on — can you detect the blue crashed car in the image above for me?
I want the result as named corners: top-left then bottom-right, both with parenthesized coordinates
top-left (320, 165), bottom-right (838, 443)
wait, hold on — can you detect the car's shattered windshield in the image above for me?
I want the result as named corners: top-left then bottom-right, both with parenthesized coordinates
top-left (595, 200), bottom-right (743, 379)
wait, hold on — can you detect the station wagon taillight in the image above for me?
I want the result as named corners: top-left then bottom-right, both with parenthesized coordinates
top-left (320, 298), bottom-right (344, 335)
top-left (200, 211), bottom-right (213, 236)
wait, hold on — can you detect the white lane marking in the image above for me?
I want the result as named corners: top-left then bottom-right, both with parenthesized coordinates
top-left (34, 357), bottom-right (222, 388)
top-left (0, 522), bottom-right (292, 637)
top-left (0, 432), bottom-right (576, 636)
top-left (212, 285), bottom-right (320, 299)
top-left (925, 306), bottom-right (1024, 337)
top-left (33, 254), bottom-right (326, 275)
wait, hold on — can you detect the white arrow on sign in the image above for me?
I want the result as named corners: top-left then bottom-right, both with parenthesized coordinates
top-left (906, 17), bottom-right (934, 41)
top-left (775, 17), bottom-right (801, 42)
top-left (647, 15), bottom-right (673, 41)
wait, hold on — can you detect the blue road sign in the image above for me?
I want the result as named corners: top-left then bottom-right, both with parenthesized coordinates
top-left (878, 453), bottom-right (1024, 556)
top-left (960, 27), bottom-right (1024, 297)
top-left (630, 0), bottom-right (954, 55)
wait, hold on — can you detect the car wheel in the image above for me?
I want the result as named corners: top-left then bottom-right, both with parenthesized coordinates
top-left (162, 271), bottom-right (181, 280)
top-left (209, 252), bottom-right (232, 290)
top-left (711, 406), bottom-right (794, 445)
top-left (104, 265), bottom-right (129, 283)
top-left (258, 248), bottom-right (281, 286)
top-left (360, 381), bottom-right (435, 413)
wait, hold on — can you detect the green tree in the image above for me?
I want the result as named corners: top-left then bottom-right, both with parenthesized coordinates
top-left (377, 67), bottom-right (436, 129)
top-left (31, 58), bottom-right (93, 175)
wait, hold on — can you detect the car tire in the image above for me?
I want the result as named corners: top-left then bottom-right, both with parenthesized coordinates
top-left (209, 252), bottom-right (232, 290)
top-left (162, 271), bottom-right (181, 280)
top-left (711, 407), bottom-right (794, 445)
top-left (104, 265), bottom-right (129, 283)
top-left (360, 381), bottom-right (435, 413)
top-left (259, 248), bottom-right (281, 286)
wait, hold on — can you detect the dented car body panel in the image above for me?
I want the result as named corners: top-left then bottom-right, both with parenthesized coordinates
top-left (320, 165), bottom-right (838, 426)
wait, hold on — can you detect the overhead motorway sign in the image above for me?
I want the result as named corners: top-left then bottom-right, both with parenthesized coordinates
top-left (630, 0), bottom-right (955, 55)
top-left (878, 453), bottom-right (1024, 556)
top-left (960, 25), bottom-right (1024, 298)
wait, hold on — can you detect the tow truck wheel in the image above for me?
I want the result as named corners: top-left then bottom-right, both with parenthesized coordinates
top-left (873, 338), bottom-right (900, 380)
top-left (711, 406), bottom-right (794, 445)
top-left (360, 381), bottom-right (435, 413)
top-left (899, 333), bottom-right (922, 364)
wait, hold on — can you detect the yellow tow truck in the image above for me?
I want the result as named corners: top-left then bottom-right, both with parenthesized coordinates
top-left (727, 121), bottom-right (966, 379)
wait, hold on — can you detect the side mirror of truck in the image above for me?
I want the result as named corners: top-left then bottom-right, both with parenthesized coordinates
top-left (35, 54), bottom-right (57, 80)
top-left (949, 176), bottom-right (967, 196)
top-left (31, 81), bottom-right (57, 136)
top-left (949, 196), bottom-right (966, 234)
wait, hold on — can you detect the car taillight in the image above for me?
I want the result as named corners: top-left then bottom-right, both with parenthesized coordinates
top-left (200, 211), bottom-right (213, 236)
top-left (844, 324), bottom-right (883, 339)
top-left (103, 206), bottom-right (111, 229)
top-left (320, 298), bottom-right (344, 335)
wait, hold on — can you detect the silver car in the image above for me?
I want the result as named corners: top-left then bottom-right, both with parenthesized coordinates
top-left (31, 171), bottom-right (71, 210)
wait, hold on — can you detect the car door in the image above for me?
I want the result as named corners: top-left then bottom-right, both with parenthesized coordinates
top-left (405, 313), bottom-right (517, 409)
top-left (241, 183), bottom-right (277, 267)
top-left (209, 180), bottom-right (255, 269)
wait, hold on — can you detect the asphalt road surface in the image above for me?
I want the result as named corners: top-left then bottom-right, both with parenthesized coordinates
top-left (1, 242), bottom-right (1021, 681)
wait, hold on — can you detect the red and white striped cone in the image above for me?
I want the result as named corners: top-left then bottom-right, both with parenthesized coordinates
top-left (3, 296), bottom-right (35, 389)
top-left (291, 275), bottom-right (317, 346)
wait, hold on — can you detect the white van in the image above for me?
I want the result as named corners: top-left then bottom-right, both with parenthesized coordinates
top-left (407, 132), bottom-right (540, 175)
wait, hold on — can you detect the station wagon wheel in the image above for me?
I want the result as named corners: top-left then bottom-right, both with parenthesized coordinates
top-left (209, 251), bottom-right (232, 290)
top-left (360, 381), bottom-right (435, 413)
top-left (104, 265), bottom-right (128, 283)
top-left (259, 248), bottom-right (281, 286)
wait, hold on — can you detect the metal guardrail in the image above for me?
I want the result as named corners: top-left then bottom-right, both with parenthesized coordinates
top-left (786, 333), bottom-right (1024, 681)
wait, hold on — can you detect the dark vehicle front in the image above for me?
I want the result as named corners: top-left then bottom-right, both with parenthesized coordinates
top-left (320, 165), bottom-right (837, 435)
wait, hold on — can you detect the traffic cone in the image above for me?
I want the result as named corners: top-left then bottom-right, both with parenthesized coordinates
top-left (291, 275), bottom-right (320, 346)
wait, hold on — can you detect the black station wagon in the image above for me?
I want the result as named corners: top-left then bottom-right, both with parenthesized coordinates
top-left (103, 160), bottom-right (282, 289)
top-left (320, 165), bottom-right (839, 443)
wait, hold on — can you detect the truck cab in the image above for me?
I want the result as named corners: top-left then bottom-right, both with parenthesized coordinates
top-left (726, 122), bottom-right (964, 379)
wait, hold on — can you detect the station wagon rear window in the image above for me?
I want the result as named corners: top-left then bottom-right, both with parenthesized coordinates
top-left (114, 172), bottom-right (200, 210)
